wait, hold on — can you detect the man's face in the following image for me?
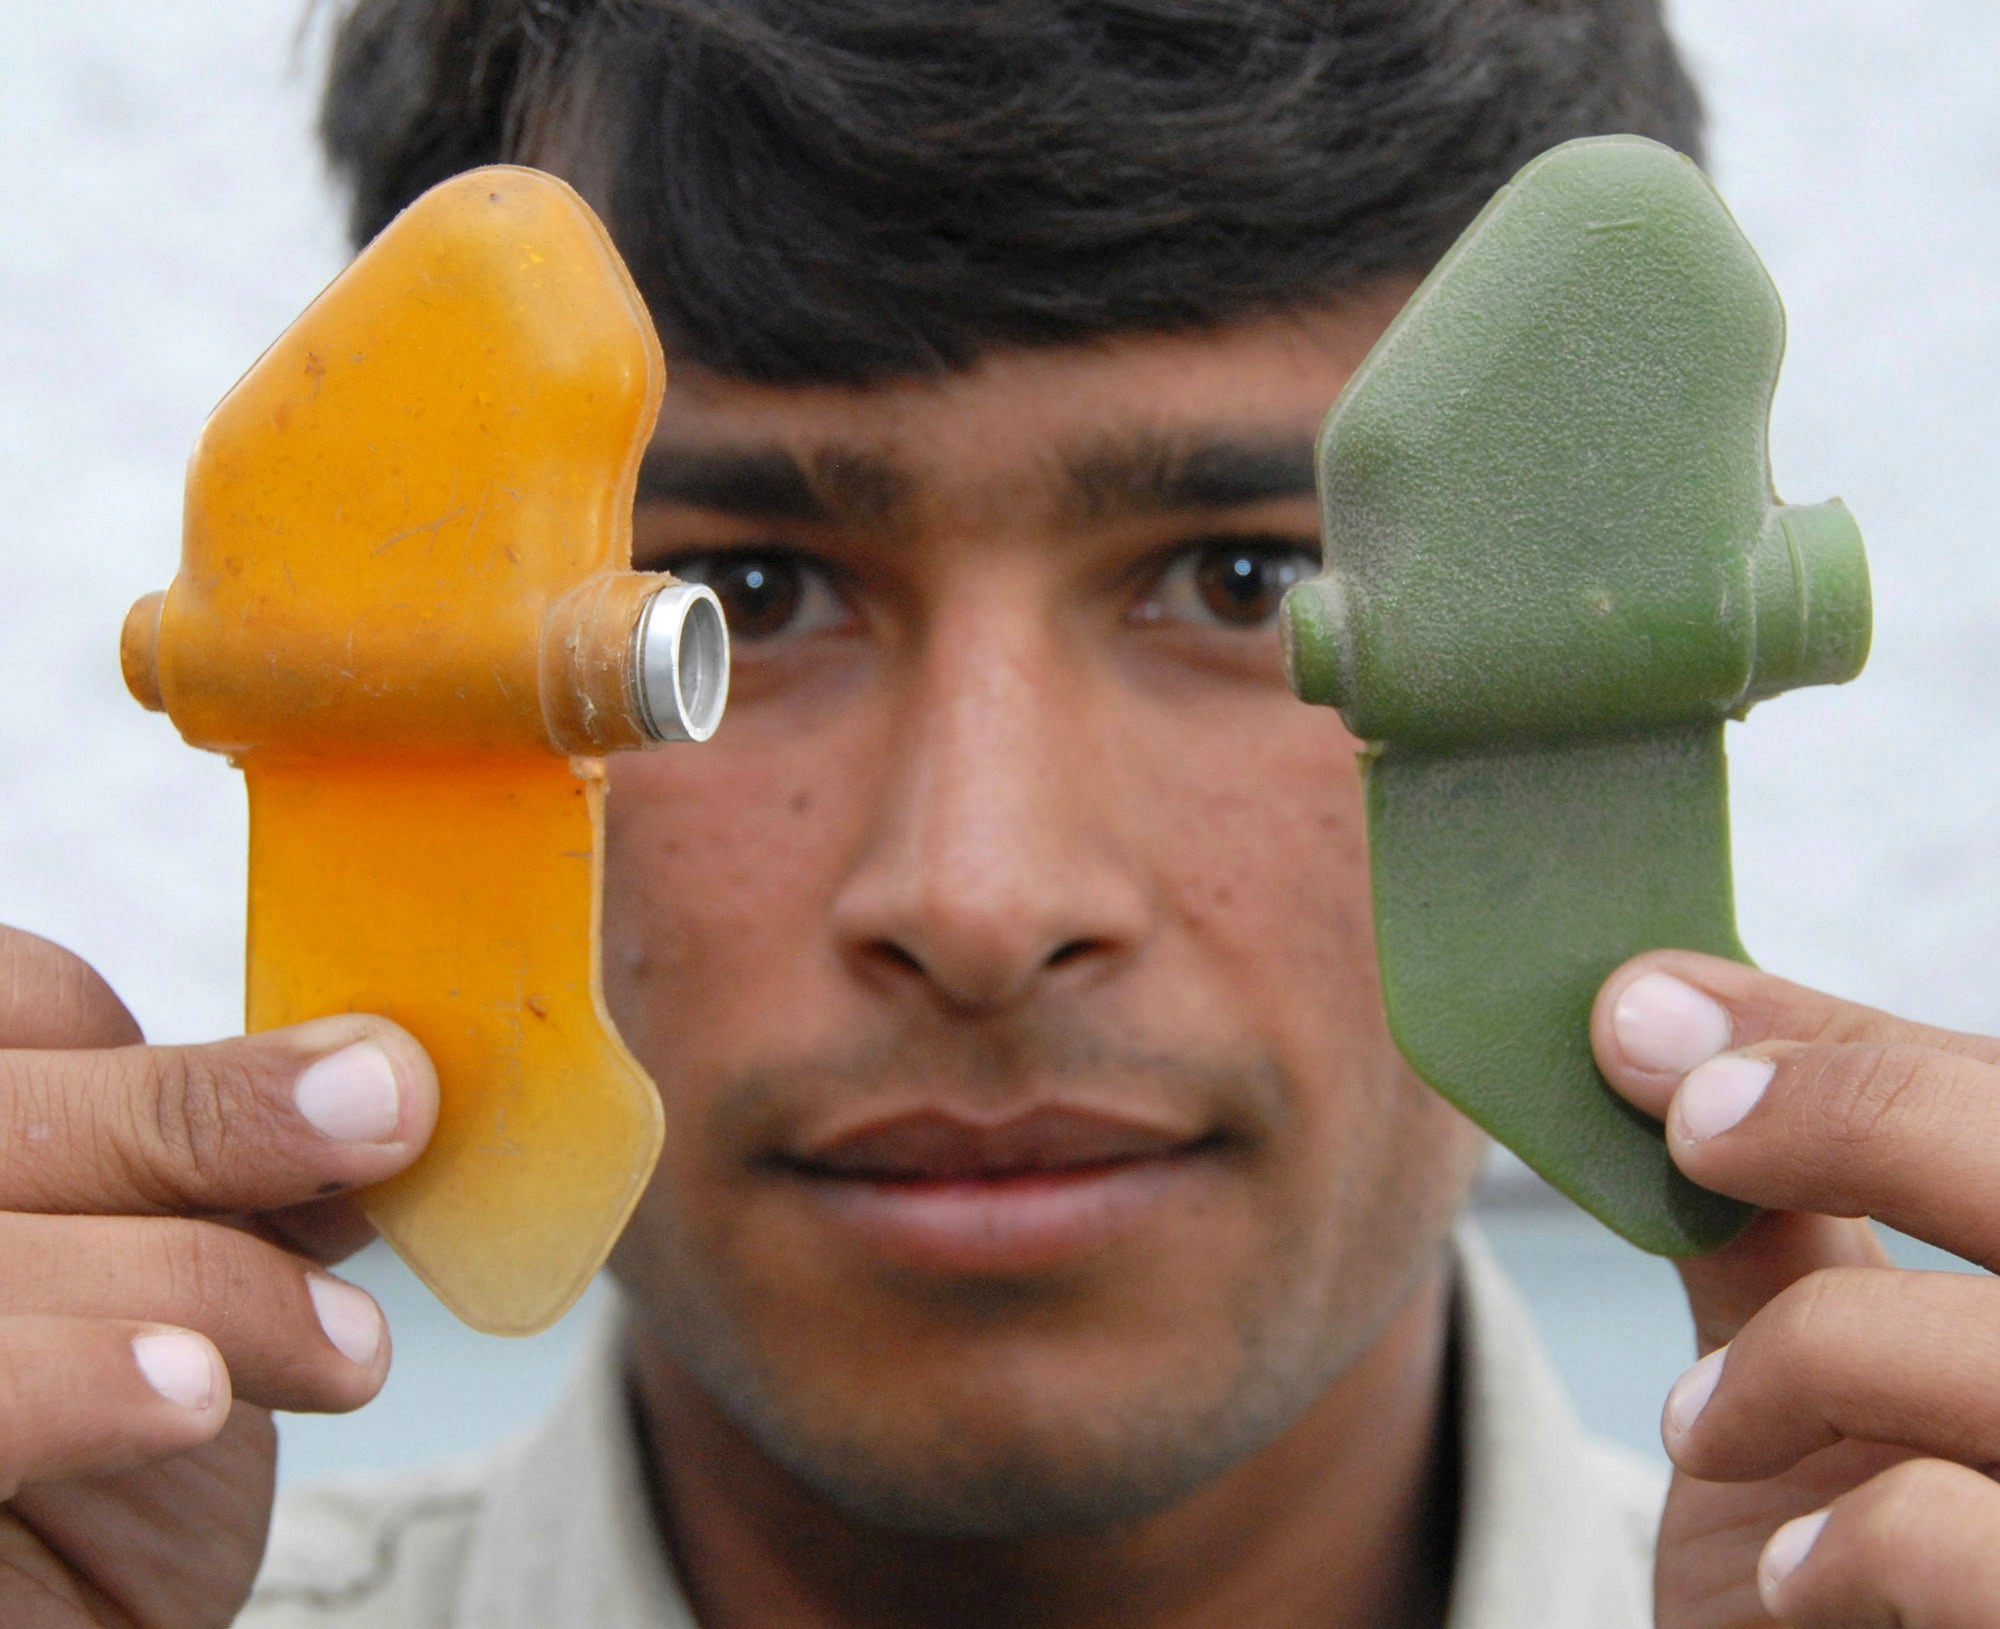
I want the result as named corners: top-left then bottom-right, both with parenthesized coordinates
top-left (601, 296), bottom-right (1486, 1537)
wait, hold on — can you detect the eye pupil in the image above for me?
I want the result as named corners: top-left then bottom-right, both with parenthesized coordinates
top-left (718, 556), bottom-right (802, 640)
top-left (1194, 546), bottom-right (1306, 627)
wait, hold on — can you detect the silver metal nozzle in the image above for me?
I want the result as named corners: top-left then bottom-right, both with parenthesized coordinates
top-left (636, 582), bottom-right (729, 743)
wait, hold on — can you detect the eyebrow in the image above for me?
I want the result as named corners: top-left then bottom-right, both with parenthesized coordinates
top-left (1062, 429), bottom-right (1320, 521)
top-left (634, 426), bottom-right (1321, 533)
top-left (635, 443), bottom-right (913, 528)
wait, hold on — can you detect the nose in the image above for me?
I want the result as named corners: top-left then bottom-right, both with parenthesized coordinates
top-left (831, 587), bottom-right (1150, 1015)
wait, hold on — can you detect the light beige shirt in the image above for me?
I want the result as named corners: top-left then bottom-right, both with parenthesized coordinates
top-left (241, 1228), bottom-right (1665, 1627)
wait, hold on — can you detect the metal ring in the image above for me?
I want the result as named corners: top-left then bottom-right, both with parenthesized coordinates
top-left (636, 582), bottom-right (730, 743)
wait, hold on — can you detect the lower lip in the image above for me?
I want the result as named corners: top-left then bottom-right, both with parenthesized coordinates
top-left (790, 1157), bottom-right (1204, 1276)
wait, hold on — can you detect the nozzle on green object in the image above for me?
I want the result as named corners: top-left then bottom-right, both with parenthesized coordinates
top-left (1280, 578), bottom-right (1345, 709)
top-left (1741, 498), bottom-right (1872, 710)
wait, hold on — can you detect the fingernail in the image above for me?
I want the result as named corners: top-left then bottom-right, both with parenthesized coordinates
top-left (1674, 1056), bottom-right (1776, 1142)
top-left (1612, 973), bottom-right (1733, 1074)
top-left (133, 1330), bottom-right (220, 1410)
top-left (1759, 1508), bottom-right (1830, 1602)
top-left (294, 1042), bottom-right (403, 1144)
top-left (1663, 1345), bottom-right (1727, 1443)
top-left (308, 1276), bottom-right (384, 1368)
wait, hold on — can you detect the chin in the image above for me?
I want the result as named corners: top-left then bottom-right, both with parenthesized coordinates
top-left (625, 1235), bottom-right (1380, 1542)
top-left (610, 1074), bottom-right (1486, 1542)
top-left (715, 1356), bottom-right (1314, 1540)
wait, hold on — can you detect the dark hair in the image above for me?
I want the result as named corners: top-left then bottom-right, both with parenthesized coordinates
top-left (319, 0), bottom-right (1703, 384)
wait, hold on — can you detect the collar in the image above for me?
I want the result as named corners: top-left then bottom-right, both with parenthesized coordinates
top-left (454, 1303), bottom-right (694, 1628)
top-left (1446, 1223), bottom-right (1663, 1629)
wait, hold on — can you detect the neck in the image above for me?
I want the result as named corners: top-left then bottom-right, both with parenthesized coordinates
top-left (623, 1258), bottom-right (1461, 1629)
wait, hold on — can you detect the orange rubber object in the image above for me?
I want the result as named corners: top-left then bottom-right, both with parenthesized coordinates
top-left (121, 167), bottom-right (712, 1334)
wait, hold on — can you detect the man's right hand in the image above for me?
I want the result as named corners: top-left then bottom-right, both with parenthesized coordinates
top-left (0, 924), bottom-right (437, 1629)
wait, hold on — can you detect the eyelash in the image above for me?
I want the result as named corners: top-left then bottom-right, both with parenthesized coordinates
top-left (1129, 536), bottom-right (1323, 631)
top-left (649, 547), bottom-right (856, 644)
top-left (650, 534), bottom-right (1323, 645)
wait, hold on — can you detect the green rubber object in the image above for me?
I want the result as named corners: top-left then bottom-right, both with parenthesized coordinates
top-left (1280, 136), bottom-right (1871, 1256)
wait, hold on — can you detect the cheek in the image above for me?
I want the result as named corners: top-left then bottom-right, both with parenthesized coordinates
top-left (599, 725), bottom-right (868, 1072)
top-left (1140, 691), bottom-right (1382, 1068)
top-left (1137, 693), bottom-right (1470, 1216)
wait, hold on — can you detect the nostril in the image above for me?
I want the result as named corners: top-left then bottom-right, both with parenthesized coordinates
top-left (862, 936), bottom-right (1096, 999)
top-left (876, 942), bottom-right (927, 976)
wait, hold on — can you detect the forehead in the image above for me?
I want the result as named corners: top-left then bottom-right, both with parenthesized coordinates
top-left (639, 294), bottom-right (1409, 526)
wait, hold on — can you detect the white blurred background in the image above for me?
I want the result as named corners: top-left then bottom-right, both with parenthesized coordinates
top-left (0, 1), bottom-right (1993, 1483)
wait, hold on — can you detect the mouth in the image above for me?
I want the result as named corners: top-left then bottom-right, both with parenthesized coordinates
top-left (766, 1107), bottom-right (1229, 1276)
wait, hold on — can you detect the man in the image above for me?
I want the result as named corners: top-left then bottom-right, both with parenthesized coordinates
top-left (1, 2), bottom-right (1997, 1626)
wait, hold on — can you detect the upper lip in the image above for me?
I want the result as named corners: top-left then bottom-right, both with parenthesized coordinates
top-left (779, 1106), bottom-right (1215, 1182)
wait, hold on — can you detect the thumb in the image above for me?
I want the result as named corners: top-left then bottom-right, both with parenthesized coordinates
top-left (1590, 950), bottom-right (1891, 1354)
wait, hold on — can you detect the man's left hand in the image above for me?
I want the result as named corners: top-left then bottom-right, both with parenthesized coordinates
top-left (1591, 950), bottom-right (2000, 1629)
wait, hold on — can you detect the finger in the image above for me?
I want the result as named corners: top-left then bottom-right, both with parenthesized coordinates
top-left (0, 1014), bottom-right (438, 1216)
top-left (1759, 1459), bottom-right (2000, 1628)
top-left (1593, 951), bottom-right (2000, 1269)
top-left (0, 1316), bottom-right (230, 1499)
top-left (0, 927), bottom-right (143, 1050)
top-left (1591, 950), bottom-right (1999, 1121)
top-left (1657, 1039), bottom-right (2000, 1271)
top-left (1674, 1208), bottom-right (1891, 1355)
top-left (4, 1400), bottom-right (278, 1628)
top-left (237, 1191), bottom-right (382, 1266)
top-left (0, 1213), bottom-right (391, 1414)
top-left (1662, 1268), bottom-right (2000, 1482)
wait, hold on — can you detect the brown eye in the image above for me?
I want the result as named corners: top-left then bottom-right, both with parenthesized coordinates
top-left (708, 556), bottom-right (803, 640)
top-left (1186, 542), bottom-right (1317, 628)
top-left (658, 551), bottom-right (851, 643)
